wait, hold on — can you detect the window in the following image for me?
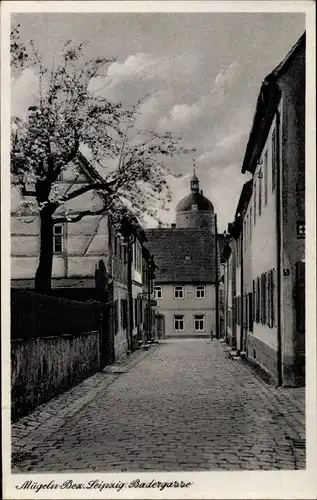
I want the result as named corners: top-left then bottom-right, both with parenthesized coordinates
top-left (194, 315), bottom-right (205, 331)
top-left (235, 296), bottom-right (241, 326)
top-left (261, 273), bottom-right (267, 324)
top-left (121, 299), bottom-right (128, 329)
top-left (174, 315), bottom-right (184, 331)
top-left (191, 204), bottom-right (198, 211)
top-left (272, 130), bottom-right (276, 192)
top-left (174, 286), bottom-right (184, 299)
top-left (267, 269), bottom-right (276, 328)
top-left (236, 238), bottom-right (240, 263)
top-left (264, 151), bottom-right (268, 206)
top-left (195, 285), bottom-right (205, 299)
top-left (248, 293), bottom-right (253, 332)
top-left (53, 224), bottom-right (64, 253)
top-left (256, 277), bottom-right (260, 323)
top-left (295, 262), bottom-right (305, 332)
top-left (134, 298), bottom-right (138, 327)
top-left (154, 286), bottom-right (162, 299)
top-left (114, 300), bottom-right (119, 335)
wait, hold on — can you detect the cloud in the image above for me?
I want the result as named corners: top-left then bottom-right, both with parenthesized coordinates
top-left (11, 68), bottom-right (39, 117)
top-left (214, 60), bottom-right (240, 86)
top-left (107, 53), bottom-right (158, 80)
top-left (170, 103), bottom-right (201, 122)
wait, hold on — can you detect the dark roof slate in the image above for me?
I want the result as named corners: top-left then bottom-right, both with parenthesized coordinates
top-left (144, 228), bottom-right (216, 283)
top-left (176, 192), bottom-right (214, 212)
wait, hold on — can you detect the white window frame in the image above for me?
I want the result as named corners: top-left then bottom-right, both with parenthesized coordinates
top-left (174, 285), bottom-right (184, 299)
top-left (195, 285), bottom-right (205, 299)
top-left (194, 315), bottom-right (205, 332)
top-left (154, 286), bottom-right (162, 299)
top-left (53, 223), bottom-right (64, 254)
top-left (174, 315), bottom-right (184, 331)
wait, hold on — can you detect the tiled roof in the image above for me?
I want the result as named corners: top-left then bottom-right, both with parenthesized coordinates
top-left (144, 228), bottom-right (217, 283)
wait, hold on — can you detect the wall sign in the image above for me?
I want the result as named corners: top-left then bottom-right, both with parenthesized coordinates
top-left (297, 221), bottom-right (305, 239)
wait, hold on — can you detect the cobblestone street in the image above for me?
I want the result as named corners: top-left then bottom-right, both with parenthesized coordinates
top-left (12, 339), bottom-right (305, 473)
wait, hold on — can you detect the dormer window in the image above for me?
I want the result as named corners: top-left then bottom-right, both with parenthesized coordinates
top-left (191, 204), bottom-right (198, 211)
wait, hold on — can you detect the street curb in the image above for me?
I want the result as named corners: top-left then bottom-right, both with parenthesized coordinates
top-left (11, 343), bottom-right (160, 458)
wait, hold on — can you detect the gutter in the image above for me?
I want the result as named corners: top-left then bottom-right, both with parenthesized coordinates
top-left (276, 107), bottom-right (283, 386)
top-left (215, 215), bottom-right (220, 339)
top-left (127, 234), bottom-right (135, 353)
top-left (240, 222), bottom-right (244, 353)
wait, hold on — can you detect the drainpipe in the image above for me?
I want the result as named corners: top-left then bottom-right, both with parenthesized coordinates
top-left (148, 259), bottom-right (152, 341)
top-left (276, 107), bottom-right (283, 386)
top-left (240, 220), bottom-right (244, 353)
top-left (225, 260), bottom-right (229, 343)
top-left (215, 215), bottom-right (220, 339)
top-left (127, 234), bottom-right (135, 353)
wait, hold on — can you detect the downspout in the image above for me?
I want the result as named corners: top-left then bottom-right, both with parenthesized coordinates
top-left (225, 260), bottom-right (229, 343)
top-left (215, 215), bottom-right (220, 339)
top-left (276, 107), bottom-right (283, 386)
top-left (148, 259), bottom-right (151, 341)
top-left (127, 234), bottom-right (135, 353)
top-left (240, 221), bottom-right (244, 353)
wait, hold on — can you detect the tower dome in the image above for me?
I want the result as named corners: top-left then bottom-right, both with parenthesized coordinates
top-left (176, 170), bottom-right (215, 230)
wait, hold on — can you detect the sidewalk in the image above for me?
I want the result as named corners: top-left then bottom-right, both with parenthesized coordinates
top-left (11, 344), bottom-right (159, 465)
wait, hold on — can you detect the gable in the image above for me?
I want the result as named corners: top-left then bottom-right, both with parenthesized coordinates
top-left (145, 228), bottom-right (216, 283)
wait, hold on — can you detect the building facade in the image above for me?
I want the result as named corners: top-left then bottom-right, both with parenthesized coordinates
top-left (11, 152), bottom-right (157, 361)
top-left (145, 173), bottom-right (219, 338)
top-left (221, 33), bottom-right (305, 386)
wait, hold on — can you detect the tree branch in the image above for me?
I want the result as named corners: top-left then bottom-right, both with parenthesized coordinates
top-left (59, 180), bottom-right (114, 204)
top-left (53, 207), bottom-right (107, 224)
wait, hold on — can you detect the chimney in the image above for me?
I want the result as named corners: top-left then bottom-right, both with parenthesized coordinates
top-left (171, 223), bottom-right (176, 228)
top-left (200, 190), bottom-right (203, 195)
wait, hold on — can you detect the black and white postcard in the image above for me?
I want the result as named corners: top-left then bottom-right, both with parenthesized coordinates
top-left (1, 1), bottom-right (316, 499)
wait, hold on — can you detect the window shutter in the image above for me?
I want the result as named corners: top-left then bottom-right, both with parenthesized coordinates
top-left (272, 269), bottom-right (277, 327)
top-left (253, 280), bottom-right (256, 324)
top-left (295, 262), bottom-right (305, 332)
top-left (257, 277), bottom-right (260, 323)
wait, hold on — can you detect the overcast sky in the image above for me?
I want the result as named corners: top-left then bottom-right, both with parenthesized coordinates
top-left (12, 12), bottom-right (305, 230)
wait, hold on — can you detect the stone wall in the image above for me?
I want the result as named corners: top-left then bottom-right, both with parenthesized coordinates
top-left (11, 331), bottom-right (100, 421)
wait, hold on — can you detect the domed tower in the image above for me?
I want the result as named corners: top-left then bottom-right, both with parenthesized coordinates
top-left (176, 169), bottom-right (215, 232)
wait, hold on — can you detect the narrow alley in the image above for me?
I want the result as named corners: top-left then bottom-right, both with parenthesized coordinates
top-left (12, 339), bottom-right (305, 473)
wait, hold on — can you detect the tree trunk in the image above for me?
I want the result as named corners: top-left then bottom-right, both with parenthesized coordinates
top-left (34, 206), bottom-right (54, 293)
